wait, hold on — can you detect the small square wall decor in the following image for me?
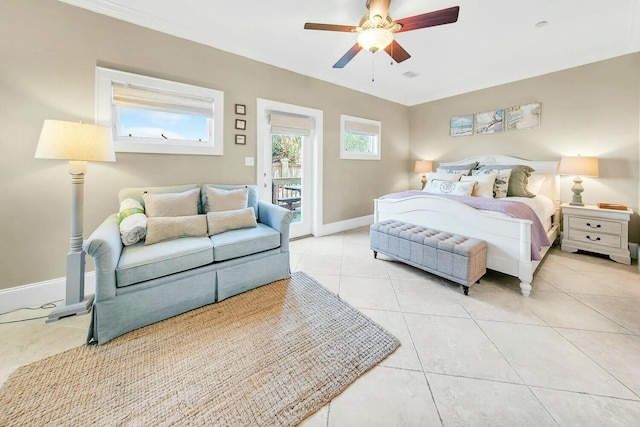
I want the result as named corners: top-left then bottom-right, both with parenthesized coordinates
top-left (235, 134), bottom-right (246, 145)
top-left (450, 114), bottom-right (473, 136)
top-left (235, 104), bottom-right (246, 115)
top-left (235, 119), bottom-right (246, 130)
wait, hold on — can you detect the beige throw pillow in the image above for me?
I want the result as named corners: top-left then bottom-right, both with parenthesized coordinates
top-left (207, 208), bottom-right (257, 236)
top-left (145, 215), bottom-right (207, 245)
top-left (205, 187), bottom-right (249, 212)
top-left (143, 188), bottom-right (200, 217)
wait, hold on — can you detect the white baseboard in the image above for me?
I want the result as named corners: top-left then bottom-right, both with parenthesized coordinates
top-left (317, 214), bottom-right (374, 237)
top-left (0, 273), bottom-right (95, 315)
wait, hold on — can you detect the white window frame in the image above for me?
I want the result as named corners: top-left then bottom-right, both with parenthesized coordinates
top-left (339, 114), bottom-right (381, 160)
top-left (96, 67), bottom-right (224, 156)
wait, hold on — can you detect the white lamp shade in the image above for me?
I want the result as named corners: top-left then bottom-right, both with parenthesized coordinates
top-left (414, 160), bottom-right (433, 174)
top-left (558, 156), bottom-right (599, 177)
top-left (357, 28), bottom-right (394, 52)
top-left (35, 120), bottom-right (115, 162)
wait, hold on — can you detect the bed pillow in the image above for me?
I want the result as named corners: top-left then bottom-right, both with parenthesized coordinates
top-left (118, 198), bottom-right (147, 246)
top-left (145, 215), bottom-right (207, 245)
top-left (472, 168), bottom-right (512, 198)
top-left (476, 164), bottom-right (535, 197)
top-left (423, 179), bottom-right (475, 196)
top-left (425, 172), bottom-right (462, 188)
top-left (206, 208), bottom-right (258, 236)
top-left (526, 174), bottom-right (546, 195)
top-left (204, 187), bottom-right (249, 213)
top-left (142, 188), bottom-right (200, 217)
top-left (461, 173), bottom-right (498, 198)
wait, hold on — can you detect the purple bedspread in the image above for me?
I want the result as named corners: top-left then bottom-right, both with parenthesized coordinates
top-left (379, 191), bottom-right (551, 260)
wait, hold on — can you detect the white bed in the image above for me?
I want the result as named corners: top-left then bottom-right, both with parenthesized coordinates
top-left (374, 155), bottom-right (560, 296)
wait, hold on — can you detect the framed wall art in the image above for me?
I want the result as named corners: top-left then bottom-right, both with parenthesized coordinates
top-left (475, 109), bottom-right (504, 134)
top-left (235, 119), bottom-right (246, 130)
top-left (505, 103), bottom-right (541, 130)
top-left (450, 114), bottom-right (474, 136)
top-left (235, 104), bottom-right (246, 115)
top-left (235, 134), bottom-right (246, 145)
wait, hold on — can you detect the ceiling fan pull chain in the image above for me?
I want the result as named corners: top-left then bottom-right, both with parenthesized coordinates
top-left (372, 56), bottom-right (375, 82)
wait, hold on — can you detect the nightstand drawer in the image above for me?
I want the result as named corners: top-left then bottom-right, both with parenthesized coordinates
top-left (567, 229), bottom-right (621, 248)
top-left (568, 216), bottom-right (621, 234)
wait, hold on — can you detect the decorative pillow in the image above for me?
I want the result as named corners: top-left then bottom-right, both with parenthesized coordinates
top-left (437, 167), bottom-right (472, 176)
top-left (205, 187), bottom-right (249, 213)
top-left (476, 164), bottom-right (535, 197)
top-left (118, 198), bottom-right (147, 246)
top-left (423, 179), bottom-right (475, 196)
top-left (472, 168), bottom-right (512, 198)
top-left (145, 215), bottom-right (207, 245)
top-left (206, 207), bottom-right (258, 236)
top-left (461, 173), bottom-right (498, 198)
top-left (142, 188), bottom-right (199, 217)
top-left (425, 172), bottom-right (462, 188)
top-left (526, 174), bottom-right (546, 195)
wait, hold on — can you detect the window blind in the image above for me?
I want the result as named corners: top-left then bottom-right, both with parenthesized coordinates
top-left (113, 83), bottom-right (214, 117)
top-left (344, 119), bottom-right (380, 136)
top-left (269, 113), bottom-right (314, 136)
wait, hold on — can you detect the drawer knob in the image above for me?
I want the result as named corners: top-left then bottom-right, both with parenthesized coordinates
top-left (585, 222), bottom-right (601, 228)
top-left (586, 235), bottom-right (601, 242)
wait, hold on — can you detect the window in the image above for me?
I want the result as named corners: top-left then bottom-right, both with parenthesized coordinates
top-left (96, 67), bottom-right (224, 155)
top-left (340, 115), bottom-right (381, 160)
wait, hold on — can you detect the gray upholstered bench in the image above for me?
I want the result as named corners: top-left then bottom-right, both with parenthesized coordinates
top-left (370, 219), bottom-right (487, 295)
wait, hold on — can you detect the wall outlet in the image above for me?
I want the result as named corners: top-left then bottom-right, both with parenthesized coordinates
top-left (245, 157), bottom-right (254, 166)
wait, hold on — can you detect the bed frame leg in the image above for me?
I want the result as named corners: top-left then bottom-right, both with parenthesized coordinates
top-left (373, 251), bottom-right (378, 259)
top-left (519, 281), bottom-right (532, 297)
top-left (462, 285), bottom-right (469, 296)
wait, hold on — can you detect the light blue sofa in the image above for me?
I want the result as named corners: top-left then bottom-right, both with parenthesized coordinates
top-left (83, 184), bottom-right (292, 345)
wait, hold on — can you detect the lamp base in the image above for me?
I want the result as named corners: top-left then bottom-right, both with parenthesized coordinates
top-left (45, 295), bottom-right (94, 323)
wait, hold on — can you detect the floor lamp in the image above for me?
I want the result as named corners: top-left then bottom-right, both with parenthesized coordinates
top-left (35, 120), bottom-right (115, 322)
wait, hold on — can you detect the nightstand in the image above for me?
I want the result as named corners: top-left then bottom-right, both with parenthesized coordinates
top-left (561, 203), bottom-right (632, 264)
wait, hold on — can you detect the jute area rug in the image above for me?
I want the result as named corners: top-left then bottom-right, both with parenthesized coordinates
top-left (0, 272), bottom-right (399, 426)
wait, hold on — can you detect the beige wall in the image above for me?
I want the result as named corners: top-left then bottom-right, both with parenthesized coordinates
top-left (409, 53), bottom-right (640, 244)
top-left (0, 0), bottom-right (410, 290)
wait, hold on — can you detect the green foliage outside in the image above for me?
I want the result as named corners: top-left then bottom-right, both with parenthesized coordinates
top-left (344, 133), bottom-right (373, 152)
top-left (272, 134), bottom-right (302, 164)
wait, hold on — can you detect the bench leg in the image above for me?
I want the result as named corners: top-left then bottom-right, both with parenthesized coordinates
top-left (462, 285), bottom-right (469, 296)
top-left (373, 250), bottom-right (378, 259)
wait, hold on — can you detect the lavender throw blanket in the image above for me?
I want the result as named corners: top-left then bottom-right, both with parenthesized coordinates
top-left (379, 191), bottom-right (551, 260)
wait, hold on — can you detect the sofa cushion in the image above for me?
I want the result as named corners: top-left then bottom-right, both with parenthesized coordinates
top-left (116, 236), bottom-right (214, 288)
top-left (119, 184), bottom-right (201, 212)
top-left (210, 223), bottom-right (280, 262)
top-left (145, 215), bottom-right (208, 245)
top-left (207, 208), bottom-right (257, 236)
top-left (204, 187), bottom-right (249, 212)
top-left (202, 184), bottom-right (259, 217)
top-left (143, 188), bottom-right (200, 217)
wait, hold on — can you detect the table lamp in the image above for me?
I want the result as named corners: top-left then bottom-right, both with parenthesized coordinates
top-left (35, 120), bottom-right (115, 322)
top-left (558, 155), bottom-right (599, 206)
top-left (414, 160), bottom-right (433, 190)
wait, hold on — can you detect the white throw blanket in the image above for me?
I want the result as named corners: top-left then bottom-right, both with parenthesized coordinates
top-left (118, 198), bottom-right (147, 246)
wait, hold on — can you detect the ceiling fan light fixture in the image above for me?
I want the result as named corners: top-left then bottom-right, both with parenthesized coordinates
top-left (357, 28), bottom-right (394, 53)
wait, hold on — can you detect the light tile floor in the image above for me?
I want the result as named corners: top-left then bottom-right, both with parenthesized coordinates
top-left (2, 226), bottom-right (640, 426)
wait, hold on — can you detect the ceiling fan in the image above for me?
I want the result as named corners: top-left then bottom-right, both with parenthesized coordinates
top-left (304, 0), bottom-right (460, 68)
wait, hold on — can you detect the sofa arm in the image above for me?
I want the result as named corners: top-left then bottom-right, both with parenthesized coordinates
top-left (83, 214), bottom-right (122, 301)
top-left (258, 201), bottom-right (293, 253)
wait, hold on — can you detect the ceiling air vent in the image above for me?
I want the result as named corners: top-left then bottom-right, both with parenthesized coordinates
top-left (402, 71), bottom-right (419, 79)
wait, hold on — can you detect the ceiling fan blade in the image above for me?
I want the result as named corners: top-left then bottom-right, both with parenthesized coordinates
top-left (304, 23), bottom-right (355, 32)
top-left (394, 6), bottom-right (460, 33)
top-left (333, 44), bottom-right (363, 68)
top-left (383, 40), bottom-right (411, 64)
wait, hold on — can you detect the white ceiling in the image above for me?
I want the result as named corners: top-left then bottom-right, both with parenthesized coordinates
top-left (60, 0), bottom-right (640, 106)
